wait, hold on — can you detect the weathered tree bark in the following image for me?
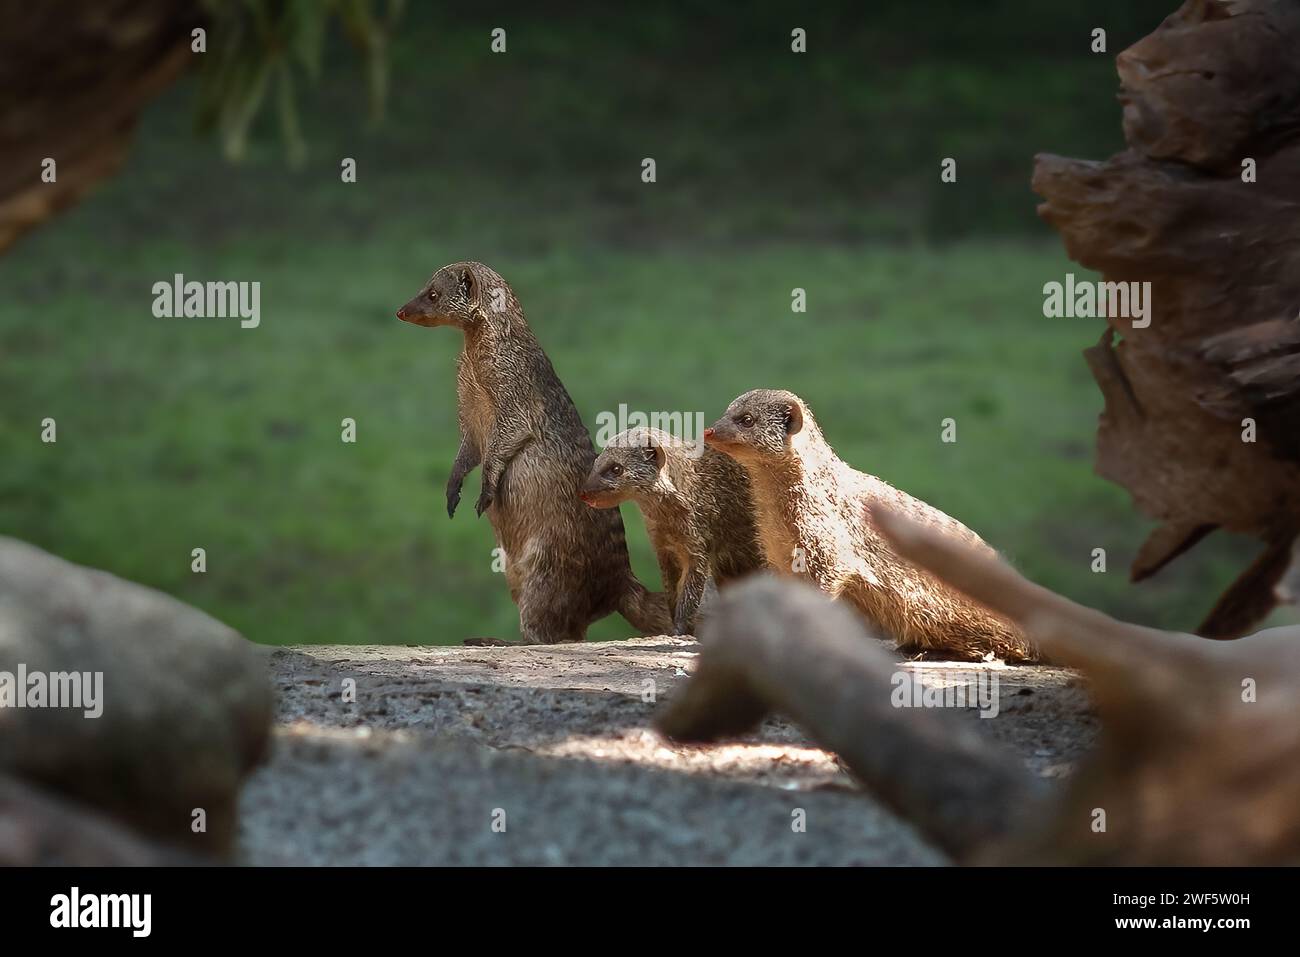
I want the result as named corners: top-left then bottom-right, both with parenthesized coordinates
top-left (1032, 0), bottom-right (1300, 637)
top-left (659, 507), bottom-right (1300, 865)
top-left (0, 0), bottom-right (200, 254)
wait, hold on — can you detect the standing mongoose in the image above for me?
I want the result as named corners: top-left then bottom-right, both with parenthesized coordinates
top-left (579, 426), bottom-right (766, 635)
top-left (395, 261), bottom-right (672, 643)
top-left (702, 389), bottom-right (1038, 662)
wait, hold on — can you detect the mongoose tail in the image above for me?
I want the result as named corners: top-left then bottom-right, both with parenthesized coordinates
top-left (618, 577), bottom-right (674, 635)
top-left (870, 505), bottom-right (1202, 695)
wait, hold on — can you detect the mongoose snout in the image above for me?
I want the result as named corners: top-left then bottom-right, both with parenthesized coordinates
top-left (395, 302), bottom-right (438, 327)
top-left (395, 264), bottom-right (487, 329)
top-left (579, 441), bottom-right (656, 509)
top-left (703, 394), bottom-right (800, 462)
top-left (578, 488), bottom-right (621, 508)
top-left (396, 303), bottom-right (441, 328)
top-left (701, 425), bottom-right (742, 455)
top-left (578, 462), bottom-right (625, 507)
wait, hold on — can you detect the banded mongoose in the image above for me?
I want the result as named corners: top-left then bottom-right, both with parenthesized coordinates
top-left (702, 389), bottom-right (1038, 662)
top-left (579, 426), bottom-right (766, 635)
top-left (395, 261), bottom-right (672, 644)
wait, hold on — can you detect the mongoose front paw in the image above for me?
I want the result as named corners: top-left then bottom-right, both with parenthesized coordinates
top-left (474, 487), bottom-right (494, 517)
top-left (447, 488), bottom-right (461, 519)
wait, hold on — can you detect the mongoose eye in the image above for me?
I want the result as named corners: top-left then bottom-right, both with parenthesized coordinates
top-left (737, 414), bottom-right (755, 428)
top-left (427, 290), bottom-right (439, 302)
top-left (608, 464), bottom-right (624, 477)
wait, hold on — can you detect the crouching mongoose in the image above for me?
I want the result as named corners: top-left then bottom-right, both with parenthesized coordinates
top-left (396, 261), bottom-right (672, 643)
top-left (579, 426), bottom-right (766, 635)
top-left (703, 389), bottom-right (1038, 661)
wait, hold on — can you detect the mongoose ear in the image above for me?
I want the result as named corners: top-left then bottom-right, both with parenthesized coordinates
top-left (644, 443), bottom-right (666, 471)
top-left (785, 402), bottom-right (804, 435)
top-left (458, 268), bottom-right (476, 301)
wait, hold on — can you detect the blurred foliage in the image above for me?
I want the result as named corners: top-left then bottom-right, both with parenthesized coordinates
top-left (195, 0), bottom-right (405, 164)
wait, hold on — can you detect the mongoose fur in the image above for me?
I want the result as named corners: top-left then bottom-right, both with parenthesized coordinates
top-left (703, 388), bottom-right (1038, 662)
top-left (579, 426), bottom-right (766, 635)
top-left (396, 261), bottom-right (672, 643)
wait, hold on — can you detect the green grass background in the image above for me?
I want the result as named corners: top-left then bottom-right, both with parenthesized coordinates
top-left (3, 1), bottom-right (1290, 644)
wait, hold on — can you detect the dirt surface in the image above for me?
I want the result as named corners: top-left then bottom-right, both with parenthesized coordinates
top-left (238, 637), bottom-right (1098, 865)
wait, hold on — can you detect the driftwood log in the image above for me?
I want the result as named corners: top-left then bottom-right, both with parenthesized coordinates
top-left (1033, 0), bottom-right (1300, 637)
top-left (658, 508), bottom-right (1300, 865)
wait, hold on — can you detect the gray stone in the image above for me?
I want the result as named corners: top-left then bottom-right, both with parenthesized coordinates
top-left (240, 640), bottom-right (1092, 865)
top-left (0, 774), bottom-right (200, 865)
top-left (0, 538), bottom-right (271, 855)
